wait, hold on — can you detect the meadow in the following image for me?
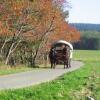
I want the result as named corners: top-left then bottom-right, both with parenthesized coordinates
top-left (0, 50), bottom-right (100, 100)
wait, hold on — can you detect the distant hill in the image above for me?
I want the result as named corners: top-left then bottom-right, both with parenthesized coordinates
top-left (70, 23), bottom-right (100, 50)
top-left (70, 23), bottom-right (100, 31)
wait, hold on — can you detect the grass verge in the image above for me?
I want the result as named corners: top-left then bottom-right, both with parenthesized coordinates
top-left (0, 64), bottom-right (34, 76)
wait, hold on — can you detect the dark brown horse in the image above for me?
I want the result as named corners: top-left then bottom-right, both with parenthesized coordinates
top-left (49, 48), bottom-right (57, 68)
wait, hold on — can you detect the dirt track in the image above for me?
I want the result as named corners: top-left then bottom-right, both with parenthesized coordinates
top-left (0, 61), bottom-right (84, 90)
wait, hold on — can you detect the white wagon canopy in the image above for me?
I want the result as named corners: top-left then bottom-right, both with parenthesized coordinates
top-left (53, 40), bottom-right (73, 50)
top-left (52, 40), bottom-right (73, 59)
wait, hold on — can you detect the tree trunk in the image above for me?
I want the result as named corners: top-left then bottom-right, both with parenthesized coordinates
top-left (5, 26), bottom-right (23, 65)
top-left (34, 17), bottom-right (55, 63)
top-left (0, 38), bottom-right (11, 58)
top-left (5, 40), bottom-right (21, 65)
top-left (5, 42), bottom-right (15, 65)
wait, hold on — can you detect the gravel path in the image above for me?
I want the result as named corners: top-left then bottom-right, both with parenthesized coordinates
top-left (0, 61), bottom-right (83, 90)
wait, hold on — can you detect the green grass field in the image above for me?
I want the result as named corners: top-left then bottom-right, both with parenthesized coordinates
top-left (73, 50), bottom-right (100, 62)
top-left (0, 50), bottom-right (100, 100)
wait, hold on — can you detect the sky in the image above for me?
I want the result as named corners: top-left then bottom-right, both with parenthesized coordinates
top-left (67, 0), bottom-right (100, 24)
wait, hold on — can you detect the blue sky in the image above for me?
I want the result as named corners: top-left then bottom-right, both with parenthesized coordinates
top-left (67, 0), bottom-right (100, 24)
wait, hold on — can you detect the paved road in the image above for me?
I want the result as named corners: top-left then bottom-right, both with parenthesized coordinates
top-left (0, 61), bottom-right (83, 90)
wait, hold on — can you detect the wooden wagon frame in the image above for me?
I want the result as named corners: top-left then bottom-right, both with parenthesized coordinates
top-left (50, 40), bottom-right (73, 68)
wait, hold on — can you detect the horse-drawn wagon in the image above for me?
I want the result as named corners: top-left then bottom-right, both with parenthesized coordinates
top-left (49, 40), bottom-right (73, 69)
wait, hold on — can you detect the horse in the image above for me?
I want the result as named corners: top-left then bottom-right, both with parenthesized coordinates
top-left (49, 48), bottom-right (57, 69)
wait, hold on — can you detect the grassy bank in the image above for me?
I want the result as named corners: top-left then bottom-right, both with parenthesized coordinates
top-left (0, 50), bottom-right (100, 100)
top-left (0, 64), bottom-right (34, 76)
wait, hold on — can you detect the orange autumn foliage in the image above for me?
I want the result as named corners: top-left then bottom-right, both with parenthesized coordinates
top-left (41, 22), bottom-right (80, 50)
top-left (0, 0), bottom-right (80, 44)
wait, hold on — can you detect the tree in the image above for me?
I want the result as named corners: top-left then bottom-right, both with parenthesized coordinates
top-left (0, 0), bottom-right (80, 66)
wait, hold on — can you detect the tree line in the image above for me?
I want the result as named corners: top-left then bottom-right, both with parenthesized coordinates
top-left (70, 23), bottom-right (100, 50)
